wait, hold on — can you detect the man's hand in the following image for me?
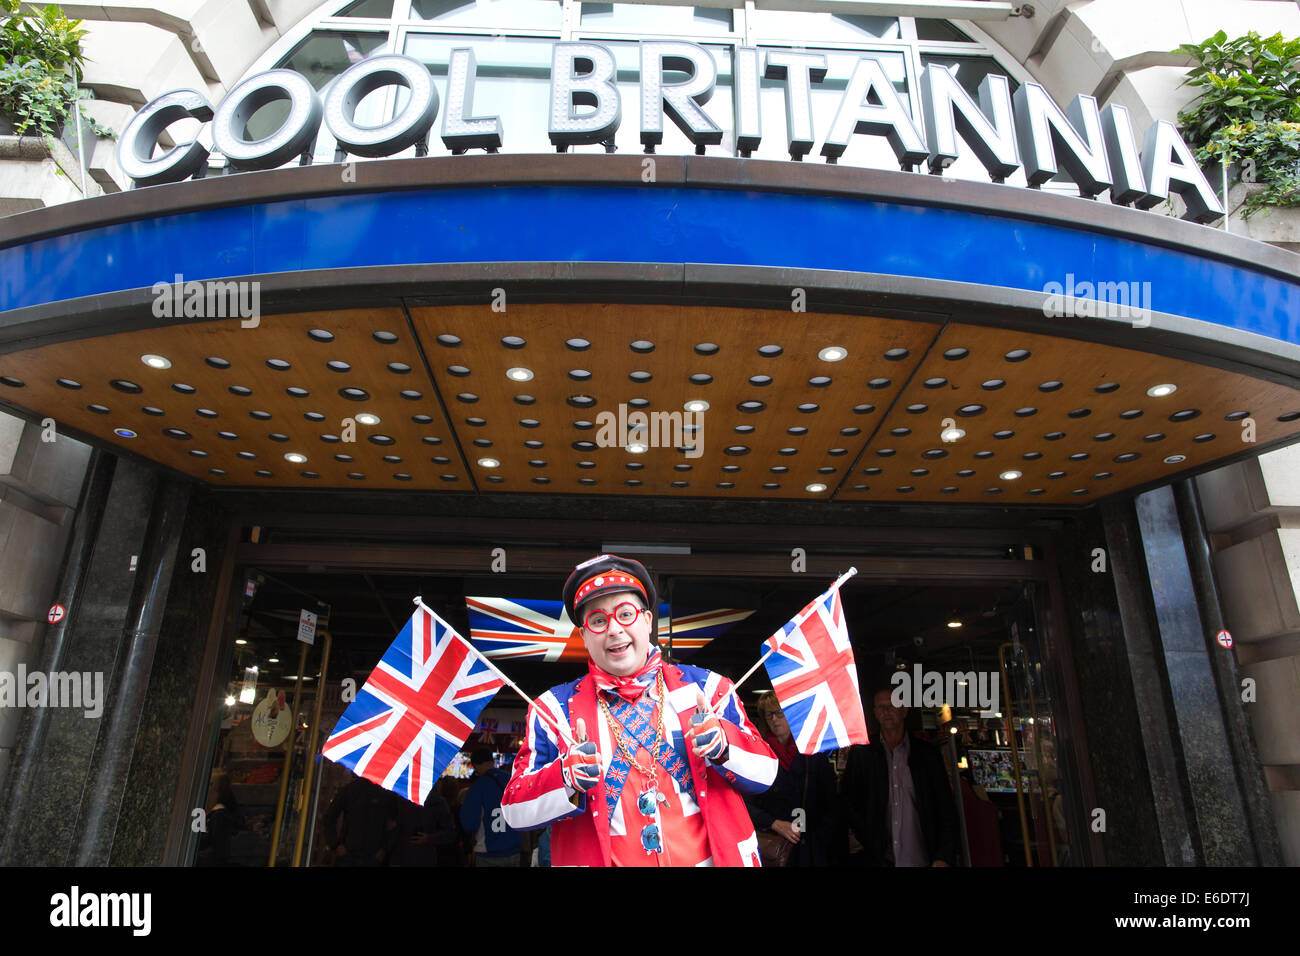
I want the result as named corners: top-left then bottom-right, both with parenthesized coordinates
top-left (931, 859), bottom-right (950, 867)
top-left (685, 689), bottom-right (728, 762)
top-left (771, 820), bottom-right (801, 845)
top-left (561, 717), bottom-right (601, 794)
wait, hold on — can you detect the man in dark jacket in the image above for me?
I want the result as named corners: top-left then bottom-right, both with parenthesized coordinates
top-left (841, 688), bottom-right (958, 866)
top-left (322, 774), bottom-right (397, 866)
top-left (460, 747), bottom-right (522, 866)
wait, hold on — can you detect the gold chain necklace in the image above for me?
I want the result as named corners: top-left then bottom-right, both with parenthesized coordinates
top-left (598, 670), bottom-right (666, 782)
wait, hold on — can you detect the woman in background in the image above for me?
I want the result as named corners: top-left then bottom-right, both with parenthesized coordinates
top-left (745, 692), bottom-right (839, 867)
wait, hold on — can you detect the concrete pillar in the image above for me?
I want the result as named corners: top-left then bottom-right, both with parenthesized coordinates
top-left (0, 452), bottom-right (191, 864)
top-left (1196, 444), bottom-right (1300, 864)
top-left (0, 412), bottom-right (93, 804)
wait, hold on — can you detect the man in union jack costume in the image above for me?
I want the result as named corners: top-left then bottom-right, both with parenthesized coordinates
top-left (501, 555), bottom-right (777, 866)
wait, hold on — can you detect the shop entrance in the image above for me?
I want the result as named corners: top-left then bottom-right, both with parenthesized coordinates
top-left (187, 533), bottom-right (1085, 868)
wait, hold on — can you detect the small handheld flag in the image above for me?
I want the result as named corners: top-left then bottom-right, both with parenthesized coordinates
top-left (323, 600), bottom-right (505, 804)
top-left (761, 570), bottom-right (868, 754)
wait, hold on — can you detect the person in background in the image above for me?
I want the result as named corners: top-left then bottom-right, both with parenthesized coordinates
top-left (321, 774), bottom-right (398, 866)
top-left (196, 769), bottom-right (242, 866)
top-left (435, 775), bottom-right (468, 866)
top-left (746, 692), bottom-right (839, 866)
top-left (841, 688), bottom-right (958, 867)
top-left (390, 781), bottom-right (459, 866)
top-left (460, 748), bottom-right (523, 866)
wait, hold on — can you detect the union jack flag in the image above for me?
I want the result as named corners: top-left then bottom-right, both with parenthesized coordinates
top-left (465, 597), bottom-right (753, 662)
top-left (323, 602), bottom-right (504, 804)
top-left (763, 584), bottom-right (868, 754)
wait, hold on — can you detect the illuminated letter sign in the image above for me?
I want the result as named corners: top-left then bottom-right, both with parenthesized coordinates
top-left (764, 50), bottom-right (827, 161)
top-left (442, 48), bottom-right (503, 154)
top-left (117, 89), bottom-right (213, 187)
top-left (639, 41), bottom-right (722, 152)
top-left (1013, 83), bottom-right (1110, 197)
top-left (324, 53), bottom-right (439, 157)
top-left (116, 41), bottom-right (1224, 222)
top-left (212, 70), bottom-right (322, 172)
top-left (922, 62), bottom-right (1019, 180)
top-left (548, 42), bottom-right (621, 149)
top-left (732, 46), bottom-right (762, 157)
top-left (1141, 119), bottom-right (1223, 224)
top-left (821, 56), bottom-right (927, 168)
top-left (1101, 103), bottom-right (1148, 206)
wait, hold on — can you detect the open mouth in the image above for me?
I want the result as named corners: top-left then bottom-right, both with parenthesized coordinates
top-left (606, 641), bottom-right (632, 656)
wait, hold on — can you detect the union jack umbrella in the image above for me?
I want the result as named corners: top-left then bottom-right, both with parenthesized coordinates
top-left (762, 571), bottom-right (868, 754)
top-left (323, 600), bottom-right (504, 804)
top-left (465, 596), bottom-right (753, 662)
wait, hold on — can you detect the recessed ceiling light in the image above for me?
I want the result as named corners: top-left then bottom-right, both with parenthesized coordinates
top-left (947, 620), bottom-right (963, 629)
top-left (941, 426), bottom-right (966, 442)
top-left (356, 412), bottom-right (381, 425)
top-left (627, 442), bottom-right (648, 454)
top-left (818, 346), bottom-right (847, 362)
top-left (999, 470), bottom-right (1022, 481)
top-left (235, 639), bottom-right (247, 645)
top-left (284, 453), bottom-right (308, 464)
top-left (268, 657), bottom-right (279, 664)
top-left (114, 427), bottom-right (137, 438)
top-left (141, 353), bottom-right (171, 369)
top-left (684, 400), bottom-right (709, 412)
top-left (507, 367), bottom-right (534, 382)
top-left (1147, 383), bottom-right (1177, 397)
top-left (1164, 454), bottom-right (1187, 464)
top-left (478, 457), bottom-right (500, 468)
top-left (805, 482), bottom-right (827, 493)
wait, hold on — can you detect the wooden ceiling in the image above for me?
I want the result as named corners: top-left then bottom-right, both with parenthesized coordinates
top-left (0, 304), bottom-right (1296, 504)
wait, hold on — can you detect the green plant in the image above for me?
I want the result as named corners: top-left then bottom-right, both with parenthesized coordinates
top-left (0, 58), bottom-right (74, 135)
top-left (0, 0), bottom-right (106, 139)
top-left (0, 0), bottom-right (86, 82)
top-left (1174, 30), bottom-right (1300, 218)
top-left (74, 88), bottom-right (114, 139)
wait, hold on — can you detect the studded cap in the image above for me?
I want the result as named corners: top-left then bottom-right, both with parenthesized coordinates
top-left (562, 554), bottom-right (658, 626)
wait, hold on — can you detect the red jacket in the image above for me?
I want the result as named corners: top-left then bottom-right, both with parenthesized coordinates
top-left (501, 662), bottom-right (778, 866)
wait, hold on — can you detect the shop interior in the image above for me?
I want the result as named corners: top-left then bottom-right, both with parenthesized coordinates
top-left (198, 563), bottom-right (1075, 866)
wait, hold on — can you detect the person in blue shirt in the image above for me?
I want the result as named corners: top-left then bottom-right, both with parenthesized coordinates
top-left (459, 747), bottom-right (522, 867)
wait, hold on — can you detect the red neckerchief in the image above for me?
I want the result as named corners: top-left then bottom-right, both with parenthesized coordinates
top-left (588, 647), bottom-right (662, 702)
top-left (764, 731), bottom-right (798, 771)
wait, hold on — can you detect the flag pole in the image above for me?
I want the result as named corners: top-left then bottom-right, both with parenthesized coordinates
top-left (731, 647), bottom-right (776, 695)
top-left (725, 567), bottom-right (859, 702)
top-left (413, 596), bottom-right (579, 749)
